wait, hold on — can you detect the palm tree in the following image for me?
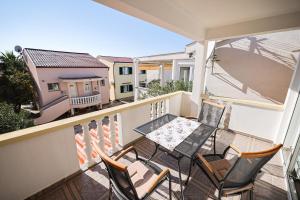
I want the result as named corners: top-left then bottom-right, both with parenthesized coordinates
top-left (0, 51), bottom-right (35, 112)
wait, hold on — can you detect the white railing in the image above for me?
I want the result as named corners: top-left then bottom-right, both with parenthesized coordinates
top-left (0, 90), bottom-right (285, 199)
top-left (70, 94), bottom-right (101, 106)
top-left (0, 91), bottom-right (183, 200)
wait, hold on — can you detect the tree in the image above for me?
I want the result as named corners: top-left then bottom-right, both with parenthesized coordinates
top-left (0, 102), bottom-right (33, 134)
top-left (143, 80), bottom-right (192, 98)
top-left (0, 51), bottom-right (35, 112)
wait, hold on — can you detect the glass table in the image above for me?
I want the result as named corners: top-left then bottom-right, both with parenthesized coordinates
top-left (134, 114), bottom-right (216, 199)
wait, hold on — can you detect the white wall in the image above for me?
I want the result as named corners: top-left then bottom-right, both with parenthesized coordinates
top-left (117, 105), bottom-right (150, 146)
top-left (0, 127), bottom-right (80, 200)
top-left (229, 104), bottom-right (283, 141)
top-left (180, 92), bottom-right (283, 142)
top-left (206, 30), bottom-right (300, 105)
top-left (146, 69), bottom-right (172, 84)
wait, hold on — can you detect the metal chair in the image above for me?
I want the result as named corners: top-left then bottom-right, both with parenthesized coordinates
top-left (186, 99), bottom-right (226, 154)
top-left (92, 142), bottom-right (172, 200)
top-left (196, 144), bottom-right (282, 199)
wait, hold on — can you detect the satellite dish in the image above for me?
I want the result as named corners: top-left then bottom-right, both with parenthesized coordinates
top-left (14, 45), bottom-right (22, 53)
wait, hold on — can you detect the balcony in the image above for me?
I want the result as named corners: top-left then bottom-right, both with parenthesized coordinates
top-left (70, 93), bottom-right (102, 108)
top-left (0, 91), bottom-right (287, 199)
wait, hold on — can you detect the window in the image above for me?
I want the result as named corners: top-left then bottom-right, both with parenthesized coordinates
top-left (120, 84), bottom-right (133, 93)
top-left (119, 67), bottom-right (132, 75)
top-left (139, 82), bottom-right (146, 87)
top-left (140, 70), bottom-right (146, 74)
top-left (47, 83), bottom-right (60, 92)
top-left (100, 79), bottom-right (105, 86)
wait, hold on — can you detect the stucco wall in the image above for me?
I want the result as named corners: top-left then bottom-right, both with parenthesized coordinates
top-left (111, 62), bottom-right (147, 100)
top-left (146, 69), bottom-right (172, 83)
top-left (113, 62), bottom-right (134, 99)
top-left (206, 30), bottom-right (300, 105)
top-left (98, 59), bottom-right (116, 101)
top-left (36, 68), bottom-right (109, 106)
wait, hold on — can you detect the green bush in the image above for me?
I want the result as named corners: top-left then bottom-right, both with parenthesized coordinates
top-left (143, 80), bottom-right (192, 99)
top-left (0, 102), bottom-right (33, 134)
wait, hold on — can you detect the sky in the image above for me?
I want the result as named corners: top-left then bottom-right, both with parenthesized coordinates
top-left (0, 0), bottom-right (191, 57)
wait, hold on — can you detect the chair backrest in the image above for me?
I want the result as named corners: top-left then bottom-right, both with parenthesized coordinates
top-left (223, 144), bottom-right (282, 188)
top-left (92, 143), bottom-right (138, 200)
top-left (198, 100), bottom-right (225, 128)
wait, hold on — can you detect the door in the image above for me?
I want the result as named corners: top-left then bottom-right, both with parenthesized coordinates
top-left (69, 83), bottom-right (77, 97)
top-left (284, 93), bottom-right (300, 199)
top-left (179, 67), bottom-right (190, 82)
top-left (84, 81), bottom-right (92, 96)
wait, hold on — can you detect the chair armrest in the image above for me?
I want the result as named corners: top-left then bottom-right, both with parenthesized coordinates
top-left (223, 144), bottom-right (241, 157)
top-left (114, 146), bottom-right (138, 161)
top-left (184, 116), bottom-right (198, 120)
top-left (147, 168), bottom-right (170, 194)
top-left (197, 154), bottom-right (214, 174)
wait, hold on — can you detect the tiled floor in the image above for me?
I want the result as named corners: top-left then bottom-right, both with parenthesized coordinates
top-left (27, 130), bottom-right (287, 200)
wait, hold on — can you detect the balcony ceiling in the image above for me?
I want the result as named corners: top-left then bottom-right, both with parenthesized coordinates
top-left (95, 0), bottom-right (300, 41)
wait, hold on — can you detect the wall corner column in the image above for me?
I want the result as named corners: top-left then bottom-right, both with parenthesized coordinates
top-left (133, 58), bottom-right (139, 101)
top-left (172, 60), bottom-right (177, 80)
top-left (159, 64), bottom-right (165, 86)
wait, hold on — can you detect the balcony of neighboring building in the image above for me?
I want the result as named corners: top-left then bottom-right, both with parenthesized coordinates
top-left (59, 75), bottom-right (106, 109)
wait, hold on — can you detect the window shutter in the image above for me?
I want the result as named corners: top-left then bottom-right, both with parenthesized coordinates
top-left (129, 85), bottom-right (133, 91)
top-left (129, 67), bottom-right (132, 74)
top-left (120, 86), bottom-right (124, 93)
top-left (119, 67), bottom-right (123, 75)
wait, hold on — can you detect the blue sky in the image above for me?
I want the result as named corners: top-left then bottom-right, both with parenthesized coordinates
top-left (0, 0), bottom-right (191, 57)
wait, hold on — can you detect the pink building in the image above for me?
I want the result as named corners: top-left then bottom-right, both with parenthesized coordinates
top-left (23, 48), bottom-right (110, 125)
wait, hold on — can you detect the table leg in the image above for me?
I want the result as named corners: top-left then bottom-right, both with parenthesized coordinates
top-left (177, 157), bottom-right (185, 200)
top-left (184, 158), bottom-right (193, 186)
top-left (147, 143), bottom-right (159, 162)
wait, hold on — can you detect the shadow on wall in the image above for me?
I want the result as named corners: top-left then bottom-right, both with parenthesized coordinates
top-left (214, 36), bottom-right (296, 104)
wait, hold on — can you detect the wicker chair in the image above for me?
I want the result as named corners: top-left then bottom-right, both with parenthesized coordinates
top-left (196, 144), bottom-right (282, 199)
top-left (186, 100), bottom-right (226, 154)
top-left (92, 143), bottom-right (172, 200)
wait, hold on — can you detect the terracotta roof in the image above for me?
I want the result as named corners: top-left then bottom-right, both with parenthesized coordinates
top-left (98, 56), bottom-right (133, 63)
top-left (24, 48), bottom-right (108, 68)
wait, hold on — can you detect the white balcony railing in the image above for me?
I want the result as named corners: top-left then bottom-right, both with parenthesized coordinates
top-left (70, 94), bottom-right (101, 106)
top-left (0, 91), bottom-right (285, 199)
top-left (0, 91), bottom-right (183, 200)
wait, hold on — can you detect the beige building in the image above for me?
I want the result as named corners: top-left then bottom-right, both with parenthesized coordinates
top-left (98, 56), bottom-right (147, 101)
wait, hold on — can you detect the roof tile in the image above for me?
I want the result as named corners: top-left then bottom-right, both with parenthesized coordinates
top-left (24, 48), bottom-right (108, 68)
top-left (98, 56), bottom-right (133, 63)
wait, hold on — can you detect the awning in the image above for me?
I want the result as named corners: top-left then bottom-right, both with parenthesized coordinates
top-left (59, 75), bottom-right (103, 82)
top-left (139, 63), bottom-right (172, 70)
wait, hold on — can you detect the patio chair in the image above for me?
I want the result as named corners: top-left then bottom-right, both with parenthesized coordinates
top-left (186, 99), bottom-right (226, 154)
top-left (92, 142), bottom-right (172, 200)
top-left (196, 143), bottom-right (283, 200)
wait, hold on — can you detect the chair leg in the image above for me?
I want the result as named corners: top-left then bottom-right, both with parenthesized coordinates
top-left (108, 183), bottom-right (112, 200)
top-left (250, 189), bottom-right (254, 200)
top-left (213, 133), bottom-right (216, 155)
top-left (218, 189), bottom-right (222, 200)
top-left (214, 129), bottom-right (221, 155)
top-left (169, 174), bottom-right (172, 200)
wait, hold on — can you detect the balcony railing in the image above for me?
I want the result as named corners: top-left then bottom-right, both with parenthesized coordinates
top-left (70, 93), bottom-right (101, 106)
top-left (0, 91), bottom-right (183, 199)
top-left (0, 91), bottom-right (285, 199)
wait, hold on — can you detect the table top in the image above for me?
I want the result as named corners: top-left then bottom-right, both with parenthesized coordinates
top-left (134, 114), bottom-right (216, 158)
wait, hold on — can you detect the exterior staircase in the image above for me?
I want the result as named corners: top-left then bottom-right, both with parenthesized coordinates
top-left (34, 96), bottom-right (71, 125)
